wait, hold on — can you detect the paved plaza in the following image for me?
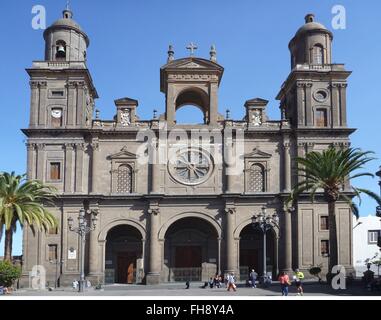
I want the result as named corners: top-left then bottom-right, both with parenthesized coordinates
top-left (6, 281), bottom-right (381, 297)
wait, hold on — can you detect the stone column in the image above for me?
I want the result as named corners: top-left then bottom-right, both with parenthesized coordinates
top-left (305, 83), bottom-right (313, 126)
top-left (75, 143), bottom-right (84, 193)
top-left (339, 83), bottom-right (348, 127)
top-left (64, 143), bottom-right (74, 193)
top-left (165, 86), bottom-right (175, 126)
top-left (67, 82), bottom-right (76, 127)
top-left (76, 81), bottom-right (85, 127)
top-left (296, 82), bottom-right (305, 127)
top-left (225, 208), bottom-right (237, 274)
top-left (36, 144), bottom-right (45, 181)
top-left (38, 82), bottom-right (47, 127)
top-left (91, 141), bottom-right (99, 194)
top-left (217, 237), bottom-right (222, 275)
top-left (26, 143), bottom-right (36, 180)
top-left (146, 208), bottom-right (161, 284)
top-left (331, 83), bottom-right (340, 127)
top-left (151, 143), bottom-right (161, 194)
top-left (297, 142), bottom-right (306, 183)
top-left (89, 207), bottom-right (100, 277)
top-left (283, 207), bottom-right (293, 272)
top-left (29, 81), bottom-right (39, 127)
top-left (225, 139), bottom-right (233, 193)
top-left (283, 142), bottom-right (291, 192)
top-left (209, 82), bottom-right (218, 125)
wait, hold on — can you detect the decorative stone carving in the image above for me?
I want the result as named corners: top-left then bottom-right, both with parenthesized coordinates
top-left (168, 148), bottom-right (213, 186)
top-left (148, 208), bottom-right (160, 215)
top-left (224, 208), bottom-right (236, 215)
top-left (120, 109), bottom-right (131, 126)
top-left (251, 110), bottom-right (262, 126)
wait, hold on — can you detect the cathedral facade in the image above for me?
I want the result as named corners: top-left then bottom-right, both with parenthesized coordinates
top-left (21, 9), bottom-right (354, 286)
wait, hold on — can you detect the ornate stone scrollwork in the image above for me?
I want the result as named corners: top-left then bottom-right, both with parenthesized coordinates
top-left (36, 143), bottom-right (45, 151)
top-left (148, 208), bottom-right (160, 215)
top-left (224, 208), bottom-right (236, 215)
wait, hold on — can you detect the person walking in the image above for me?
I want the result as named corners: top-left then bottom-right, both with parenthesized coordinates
top-left (278, 271), bottom-right (291, 296)
top-left (226, 273), bottom-right (237, 292)
top-left (293, 269), bottom-right (304, 296)
top-left (249, 269), bottom-right (258, 288)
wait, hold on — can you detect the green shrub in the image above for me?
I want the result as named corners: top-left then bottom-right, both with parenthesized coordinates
top-left (309, 265), bottom-right (323, 282)
top-left (0, 261), bottom-right (21, 287)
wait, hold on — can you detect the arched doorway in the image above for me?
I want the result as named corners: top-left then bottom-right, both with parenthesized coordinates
top-left (239, 225), bottom-right (277, 280)
top-left (105, 225), bottom-right (143, 284)
top-left (164, 217), bottom-right (219, 282)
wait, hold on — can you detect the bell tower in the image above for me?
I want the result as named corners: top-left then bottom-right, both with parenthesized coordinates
top-left (277, 14), bottom-right (351, 129)
top-left (160, 45), bottom-right (224, 126)
top-left (27, 6), bottom-right (97, 129)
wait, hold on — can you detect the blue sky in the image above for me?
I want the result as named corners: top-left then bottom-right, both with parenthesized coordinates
top-left (0, 0), bottom-right (381, 255)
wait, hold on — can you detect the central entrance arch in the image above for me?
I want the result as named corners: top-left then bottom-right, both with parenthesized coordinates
top-left (105, 225), bottom-right (143, 284)
top-left (163, 217), bottom-right (219, 282)
top-left (239, 224), bottom-right (277, 280)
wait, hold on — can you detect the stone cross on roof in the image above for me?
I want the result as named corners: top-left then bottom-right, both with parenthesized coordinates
top-left (186, 42), bottom-right (198, 56)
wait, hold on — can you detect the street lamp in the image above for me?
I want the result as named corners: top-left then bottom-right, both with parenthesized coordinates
top-left (67, 208), bottom-right (98, 292)
top-left (252, 206), bottom-right (280, 286)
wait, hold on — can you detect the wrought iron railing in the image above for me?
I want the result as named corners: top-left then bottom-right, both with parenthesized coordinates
top-left (170, 268), bottom-right (202, 282)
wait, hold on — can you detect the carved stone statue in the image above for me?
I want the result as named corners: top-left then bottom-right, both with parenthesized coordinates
top-left (252, 110), bottom-right (262, 126)
top-left (120, 109), bottom-right (131, 126)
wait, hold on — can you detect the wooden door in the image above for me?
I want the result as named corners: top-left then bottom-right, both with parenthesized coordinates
top-left (117, 252), bottom-right (136, 284)
top-left (240, 249), bottom-right (259, 272)
top-left (175, 246), bottom-right (202, 268)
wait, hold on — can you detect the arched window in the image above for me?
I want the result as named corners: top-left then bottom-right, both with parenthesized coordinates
top-left (248, 164), bottom-right (265, 192)
top-left (312, 45), bottom-right (324, 65)
top-left (175, 88), bottom-right (209, 124)
top-left (117, 164), bottom-right (132, 193)
top-left (56, 40), bottom-right (66, 59)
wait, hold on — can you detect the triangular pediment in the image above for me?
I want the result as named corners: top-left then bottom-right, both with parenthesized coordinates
top-left (114, 97), bottom-right (138, 106)
top-left (108, 146), bottom-right (138, 159)
top-left (244, 148), bottom-right (272, 158)
top-left (162, 57), bottom-right (223, 71)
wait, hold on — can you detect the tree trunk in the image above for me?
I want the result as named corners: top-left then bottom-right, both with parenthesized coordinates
top-left (4, 228), bottom-right (13, 262)
top-left (328, 201), bottom-right (338, 273)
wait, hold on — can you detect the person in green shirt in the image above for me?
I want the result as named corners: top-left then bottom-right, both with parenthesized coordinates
top-left (293, 269), bottom-right (305, 296)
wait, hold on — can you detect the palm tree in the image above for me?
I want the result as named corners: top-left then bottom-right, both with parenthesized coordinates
top-left (289, 147), bottom-right (381, 274)
top-left (0, 172), bottom-right (58, 262)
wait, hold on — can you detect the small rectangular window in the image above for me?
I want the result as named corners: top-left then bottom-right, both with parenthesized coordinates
top-left (321, 240), bottom-right (329, 256)
top-left (368, 230), bottom-right (380, 244)
top-left (50, 162), bottom-right (61, 181)
top-left (320, 216), bottom-right (329, 231)
top-left (51, 90), bottom-right (64, 97)
top-left (48, 244), bottom-right (58, 261)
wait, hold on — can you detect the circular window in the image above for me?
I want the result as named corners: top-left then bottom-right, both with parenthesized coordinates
top-left (168, 148), bottom-right (213, 186)
top-left (313, 89), bottom-right (329, 102)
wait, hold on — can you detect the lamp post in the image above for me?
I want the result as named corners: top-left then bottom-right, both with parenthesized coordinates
top-left (252, 206), bottom-right (279, 286)
top-left (67, 208), bottom-right (97, 292)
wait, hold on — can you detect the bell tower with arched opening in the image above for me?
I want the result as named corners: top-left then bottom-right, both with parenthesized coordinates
top-left (160, 45), bottom-right (224, 126)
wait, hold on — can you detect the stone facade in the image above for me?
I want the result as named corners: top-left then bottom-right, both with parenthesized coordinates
top-left (21, 10), bottom-right (355, 286)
